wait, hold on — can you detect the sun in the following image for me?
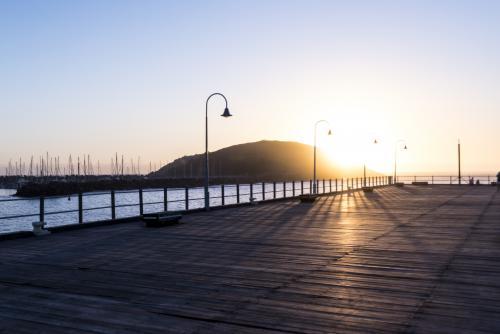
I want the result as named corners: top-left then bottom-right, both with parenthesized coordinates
top-left (319, 133), bottom-right (393, 175)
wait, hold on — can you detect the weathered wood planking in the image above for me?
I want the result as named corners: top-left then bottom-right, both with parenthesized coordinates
top-left (0, 185), bottom-right (499, 333)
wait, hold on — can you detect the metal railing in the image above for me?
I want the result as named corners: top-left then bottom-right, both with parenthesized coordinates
top-left (395, 175), bottom-right (498, 185)
top-left (0, 176), bottom-right (391, 232)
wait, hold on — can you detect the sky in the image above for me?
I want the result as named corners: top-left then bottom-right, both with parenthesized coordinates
top-left (1, 0), bottom-right (500, 175)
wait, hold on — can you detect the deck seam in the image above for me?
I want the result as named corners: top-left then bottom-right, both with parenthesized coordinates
top-left (401, 188), bottom-right (498, 333)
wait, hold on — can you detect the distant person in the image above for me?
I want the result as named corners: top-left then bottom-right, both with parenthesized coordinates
top-left (469, 177), bottom-right (474, 185)
top-left (476, 179), bottom-right (480, 185)
top-left (497, 171), bottom-right (500, 184)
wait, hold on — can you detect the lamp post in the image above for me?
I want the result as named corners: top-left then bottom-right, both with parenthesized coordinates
top-left (205, 93), bottom-right (232, 210)
top-left (394, 140), bottom-right (407, 183)
top-left (364, 139), bottom-right (378, 187)
top-left (313, 120), bottom-right (332, 194)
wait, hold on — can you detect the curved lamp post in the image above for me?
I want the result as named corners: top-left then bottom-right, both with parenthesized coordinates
top-left (363, 139), bottom-right (378, 187)
top-left (394, 139), bottom-right (407, 183)
top-left (313, 120), bottom-right (332, 194)
top-left (205, 93), bottom-right (232, 210)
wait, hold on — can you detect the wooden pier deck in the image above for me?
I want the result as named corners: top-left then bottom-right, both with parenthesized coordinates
top-left (1, 185), bottom-right (499, 333)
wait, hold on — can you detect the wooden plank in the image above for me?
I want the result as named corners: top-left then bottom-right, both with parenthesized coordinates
top-left (0, 186), bottom-right (499, 333)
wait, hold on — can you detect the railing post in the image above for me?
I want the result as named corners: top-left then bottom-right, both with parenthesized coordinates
top-left (185, 187), bottom-right (189, 210)
top-left (309, 179), bottom-right (312, 194)
top-left (250, 183), bottom-right (254, 201)
top-left (139, 188), bottom-right (144, 215)
top-left (329, 179), bottom-right (332, 193)
top-left (322, 179), bottom-right (325, 194)
top-left (221, 184), bottom-right (225, 206)
top-left (78, 193), bottom-right (83, 224)
top-left (236, 183), bottom-right (240, 204)
top-left (163, 187), bottom-right (168, 211)
top-left (283, 181), bottom-right (286, 198)
top-left (39, 196), bottom-right (45, 223)
top-left (262, 182), bottom-right (265, 200)
top-left (273, 182), bottom-right (276, 199)
top-left (450, 176), bottom-right (452, 185)
top-left (335, 178), bottom-right (338, 192)
top-left (111, 190), bottom-right (116, 220)
top-left (341, 178), bottom-right (344, 191)
top-left (292, 181), bottom-right (296, 197)
top-left (301, 180), bottom-right (304, 195)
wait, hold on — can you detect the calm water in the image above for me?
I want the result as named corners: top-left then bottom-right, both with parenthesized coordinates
top-left (0, 182), bottom-right (316, 234)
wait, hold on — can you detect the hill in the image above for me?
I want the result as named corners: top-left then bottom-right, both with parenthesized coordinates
top-left (151, 140), bottom-right (373, 181)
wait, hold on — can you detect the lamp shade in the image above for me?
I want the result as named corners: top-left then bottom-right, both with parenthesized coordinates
top-left (221, 107), bottom-right (232, 117)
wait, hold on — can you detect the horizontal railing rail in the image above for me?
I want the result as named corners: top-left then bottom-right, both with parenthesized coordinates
top-left (0, 177), bottom-right (392, 231)
top-left (395, 175), bottom-right (498, 185)
top-left (6, 174), bottom-right (496, 233)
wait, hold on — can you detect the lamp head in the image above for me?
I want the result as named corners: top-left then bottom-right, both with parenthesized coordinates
top-left (328, 129), bottom-right (332, 135)
top-left (221, 107), bottom-right (232, 118)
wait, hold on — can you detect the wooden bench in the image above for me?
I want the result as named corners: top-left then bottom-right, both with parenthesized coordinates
top-left (412, 181), bottom-right (429, 185)
top-left (141, 213), bottom-right (182, 227)
top-left (362, 186), bottom-right (374, 193)
top-left (299, 194), bottom-right (318, 203)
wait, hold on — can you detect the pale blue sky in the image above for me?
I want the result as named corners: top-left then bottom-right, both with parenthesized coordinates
top-left (1, 0), bottom-right (500, 174)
